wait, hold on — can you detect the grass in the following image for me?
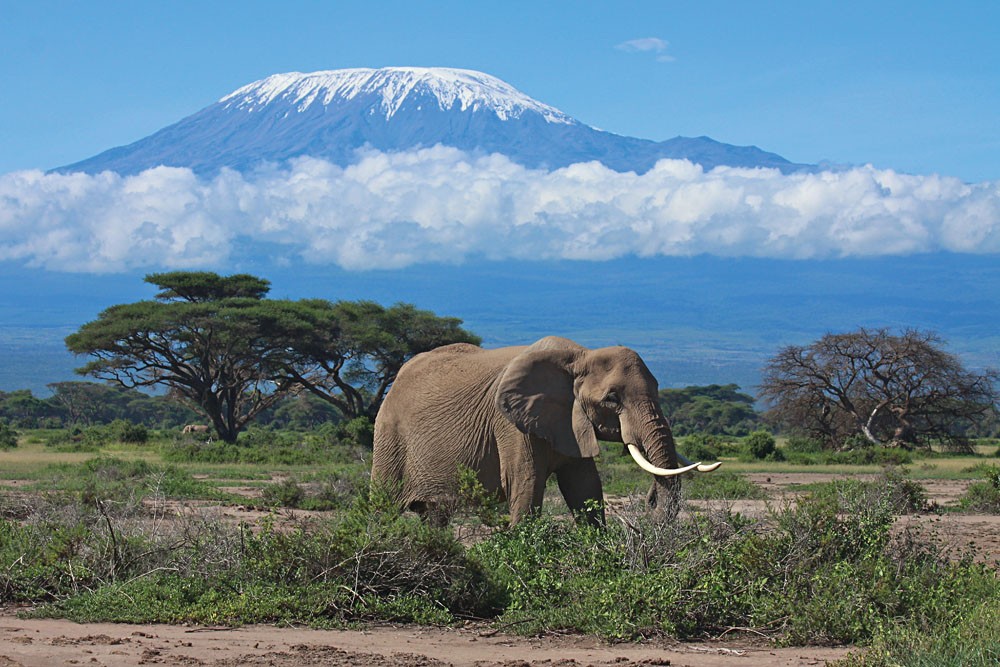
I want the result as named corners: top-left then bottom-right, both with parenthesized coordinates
top-left (833, 599), bottom-right (1000, 666)
top-left (4, 473), bottom-right (997, 647)
top-left (1, 427), bottom-right (999, 662)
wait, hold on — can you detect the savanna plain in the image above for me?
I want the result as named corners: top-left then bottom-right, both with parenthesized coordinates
top-left (2, 427), bottom-right (1000, 667)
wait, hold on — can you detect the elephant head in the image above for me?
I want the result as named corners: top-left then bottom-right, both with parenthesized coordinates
top-left (495, 337), bottom-right (719, 516)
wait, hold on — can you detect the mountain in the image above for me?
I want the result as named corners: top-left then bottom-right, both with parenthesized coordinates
top-left (58, 67), bottom-right (810, 175)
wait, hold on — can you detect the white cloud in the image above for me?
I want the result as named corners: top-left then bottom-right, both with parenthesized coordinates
top-left (615, 37), bottom-right (675, 62)
top-left (0, 147), bottom-right (997, 272)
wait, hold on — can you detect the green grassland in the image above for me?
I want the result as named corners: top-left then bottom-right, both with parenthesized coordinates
top-left (1, 428), bottom-right (999, 665)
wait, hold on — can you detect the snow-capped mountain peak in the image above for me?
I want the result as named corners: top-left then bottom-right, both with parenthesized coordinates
top-left (219, 67), bottom-right (577, 124)
top-left (57, 67), bottom-right (810, 176)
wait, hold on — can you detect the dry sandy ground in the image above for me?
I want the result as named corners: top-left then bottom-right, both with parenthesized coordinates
top-left (1, 473), bottom-right (997, 666)
top-left (0, 615), bottom-right (852, 667)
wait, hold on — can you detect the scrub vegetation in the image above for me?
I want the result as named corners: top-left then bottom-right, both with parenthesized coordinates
top-left (0, 428), bottom-right (998, 667)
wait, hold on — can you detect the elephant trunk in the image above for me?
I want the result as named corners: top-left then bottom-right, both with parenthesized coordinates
top-left (622, 399), bottom-right (719, 518)
top-left (622, 399), bottom-right (684, 472)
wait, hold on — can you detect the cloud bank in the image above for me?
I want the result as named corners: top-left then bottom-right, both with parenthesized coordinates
top-left (1, 147), bottom-right (998, 273)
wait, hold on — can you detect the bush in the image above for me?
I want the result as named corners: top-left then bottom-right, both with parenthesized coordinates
top-left (471, 482), bottom-right (997, 643)
top-left (684, 472), bottom-right (767, 500)
top-left (783, 445), bottom-right (913, 466)
top-left (680, 433), bottom-right (722, 461)
top-left (834, 598), bottom-right (1000, 666)
top-left (335, 417), bottom-right (375, 449)
top-left (42, 426), bottom-right (107, 452)
top-left (162, 427), bottom-right (343, 465)
top-left (34, 457), bottom-right (222, 503)
top-left (107, 419), bottom-right (149, 444)
top-left (260, 478), bottom-right (306, 508)
top-left (680, 433), bottom-right (744, 461)
top-left (12, 492), bottom-right (503, 625)
top-left (806, 468), bottom-right (927, 515)
top-left (0, 420), bottom-right (17, 449)
top-left (5, 462), bottom-right (998, 647)
top-left (784, 436), bottom-right (823, 454)
top-left (958, 465), bottom-right (1000, 513)
top-left (746, 430), bottom-right (777, 460)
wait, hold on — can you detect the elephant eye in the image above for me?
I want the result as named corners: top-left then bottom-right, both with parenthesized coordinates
top-left (601, 390), bottom-right (621, 407)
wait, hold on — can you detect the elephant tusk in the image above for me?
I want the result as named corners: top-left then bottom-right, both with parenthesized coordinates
top-left (627, 444), bottom-right (701, 476)
top-left (677, 451), bottom-right (723, 473)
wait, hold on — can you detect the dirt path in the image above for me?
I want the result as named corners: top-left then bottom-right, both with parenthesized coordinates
top-left (0, 614), bottom-right (853, 666)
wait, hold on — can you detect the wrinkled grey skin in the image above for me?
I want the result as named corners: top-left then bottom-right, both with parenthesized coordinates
top-left (371, 336), bottom-right (683, 525)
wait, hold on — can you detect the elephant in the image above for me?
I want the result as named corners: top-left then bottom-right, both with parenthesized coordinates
top-left (371, 336), bottom-right (719, 526)
top-left (182, 424), bottom-right (210, 434)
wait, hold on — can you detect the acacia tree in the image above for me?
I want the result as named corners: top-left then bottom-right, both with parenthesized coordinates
top-left (278, 300), bottom-right (481, 420)
top-left (65, 272), bottom-right (303, 443)
top-left (760, 328), bottom-right (999, 451)
top-left (65, 272), bottom-right (480, 440)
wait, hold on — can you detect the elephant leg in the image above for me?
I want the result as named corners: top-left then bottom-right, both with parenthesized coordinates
top-left (409, 500), bottom-right (451, 528)
top-left (501, 434), bottom-right (550, 525)
top-left (555, 458), bottom-right (605, 525)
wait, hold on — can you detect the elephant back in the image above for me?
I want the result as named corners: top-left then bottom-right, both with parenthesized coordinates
top-left (372, 342), bottom-right (523, 503)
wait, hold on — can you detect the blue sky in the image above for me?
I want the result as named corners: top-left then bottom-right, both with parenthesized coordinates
top-left (2, 0), bottom-right (998, 182)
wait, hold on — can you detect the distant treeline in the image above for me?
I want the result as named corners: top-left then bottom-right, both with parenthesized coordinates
top-left (0, 381), bottom-right (343, 431)
top-left (0, 380), bottom-right (763, 436)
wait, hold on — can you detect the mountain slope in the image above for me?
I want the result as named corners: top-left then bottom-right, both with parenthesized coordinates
top-left (59, 67), bottom-right (810, 175)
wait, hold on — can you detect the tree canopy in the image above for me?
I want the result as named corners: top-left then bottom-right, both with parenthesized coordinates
top-left (277, 300), bottom-right (481, 420)
top-left (658, 384), bottom-right (760, 436)
top-left (65, 274), bottom-right (306, 442)
top-left (65, 272), bottom-right (480, 441)
top-left (759, 328), bottom-right (999, 451)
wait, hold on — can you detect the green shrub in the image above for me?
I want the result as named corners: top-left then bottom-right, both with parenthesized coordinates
top-left (834, 598), bottom-right (1000, 666)
top-left (301, 468), bottom-right (370, 511)
top-left (784, 435), bottom-right (823, 454)
top-left (7, 462), bottom-right (998, 648)
top-left (684, 472), bottom-right (767, 500)
top-left (804, 468), bottom-right (927, 515)
top-left (34, 457), bottom-right (222, 503)
top-left (455, 466), bottom-right (508, 527)
top-left (22, 493), bottom-right (503, 625)
top-left (335, 417), bottom-right (375, 449)
top-left (470, 483), bottom-right (998, 643)
top-left (43, 426), bottom-right (107, 452)
top-left (958, 464), bottom-right (1000, 513)
top-left (746, 430), bottom-right (776, 459)
top-left (255, 467), bottom-right (370, 511)
top-left (106, 419), bottom-right (149, 444)
top-left (784, 445), bottom-right (913, 466)
top-left (680, 433), bottom-right (722, 461)
top-left (0, 420), bottom-right (17, 449)
top-left (260, 478), bottom-right (306, 508)
top-left (162, 428), bottom-right (337, 465)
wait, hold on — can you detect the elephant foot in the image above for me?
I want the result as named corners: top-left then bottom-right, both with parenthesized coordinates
top-left (409, 500), bottom-right (452, 528)
top-left (646, 480), bottom-right (681, 522)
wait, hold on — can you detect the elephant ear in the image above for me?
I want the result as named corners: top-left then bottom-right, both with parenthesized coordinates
top-left (495, 348), bottom-right (600, 458)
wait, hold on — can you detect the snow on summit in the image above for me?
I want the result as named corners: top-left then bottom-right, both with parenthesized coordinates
top-left (57, 65), bottom-right (807, 176)
top-left (220, 67), bottom-right (576, 124)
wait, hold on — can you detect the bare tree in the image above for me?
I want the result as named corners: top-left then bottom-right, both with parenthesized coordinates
top-left (760, 328), bottom-right (998, 451)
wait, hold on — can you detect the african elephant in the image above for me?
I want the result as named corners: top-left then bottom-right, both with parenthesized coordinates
top-left (371, 336), bottom-right (719, 525)
top-left (182, 424), bottom-right (210, 434)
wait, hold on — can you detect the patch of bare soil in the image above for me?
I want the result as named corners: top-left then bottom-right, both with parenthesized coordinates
top-left (0, 614), bottom-right (853, 667)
